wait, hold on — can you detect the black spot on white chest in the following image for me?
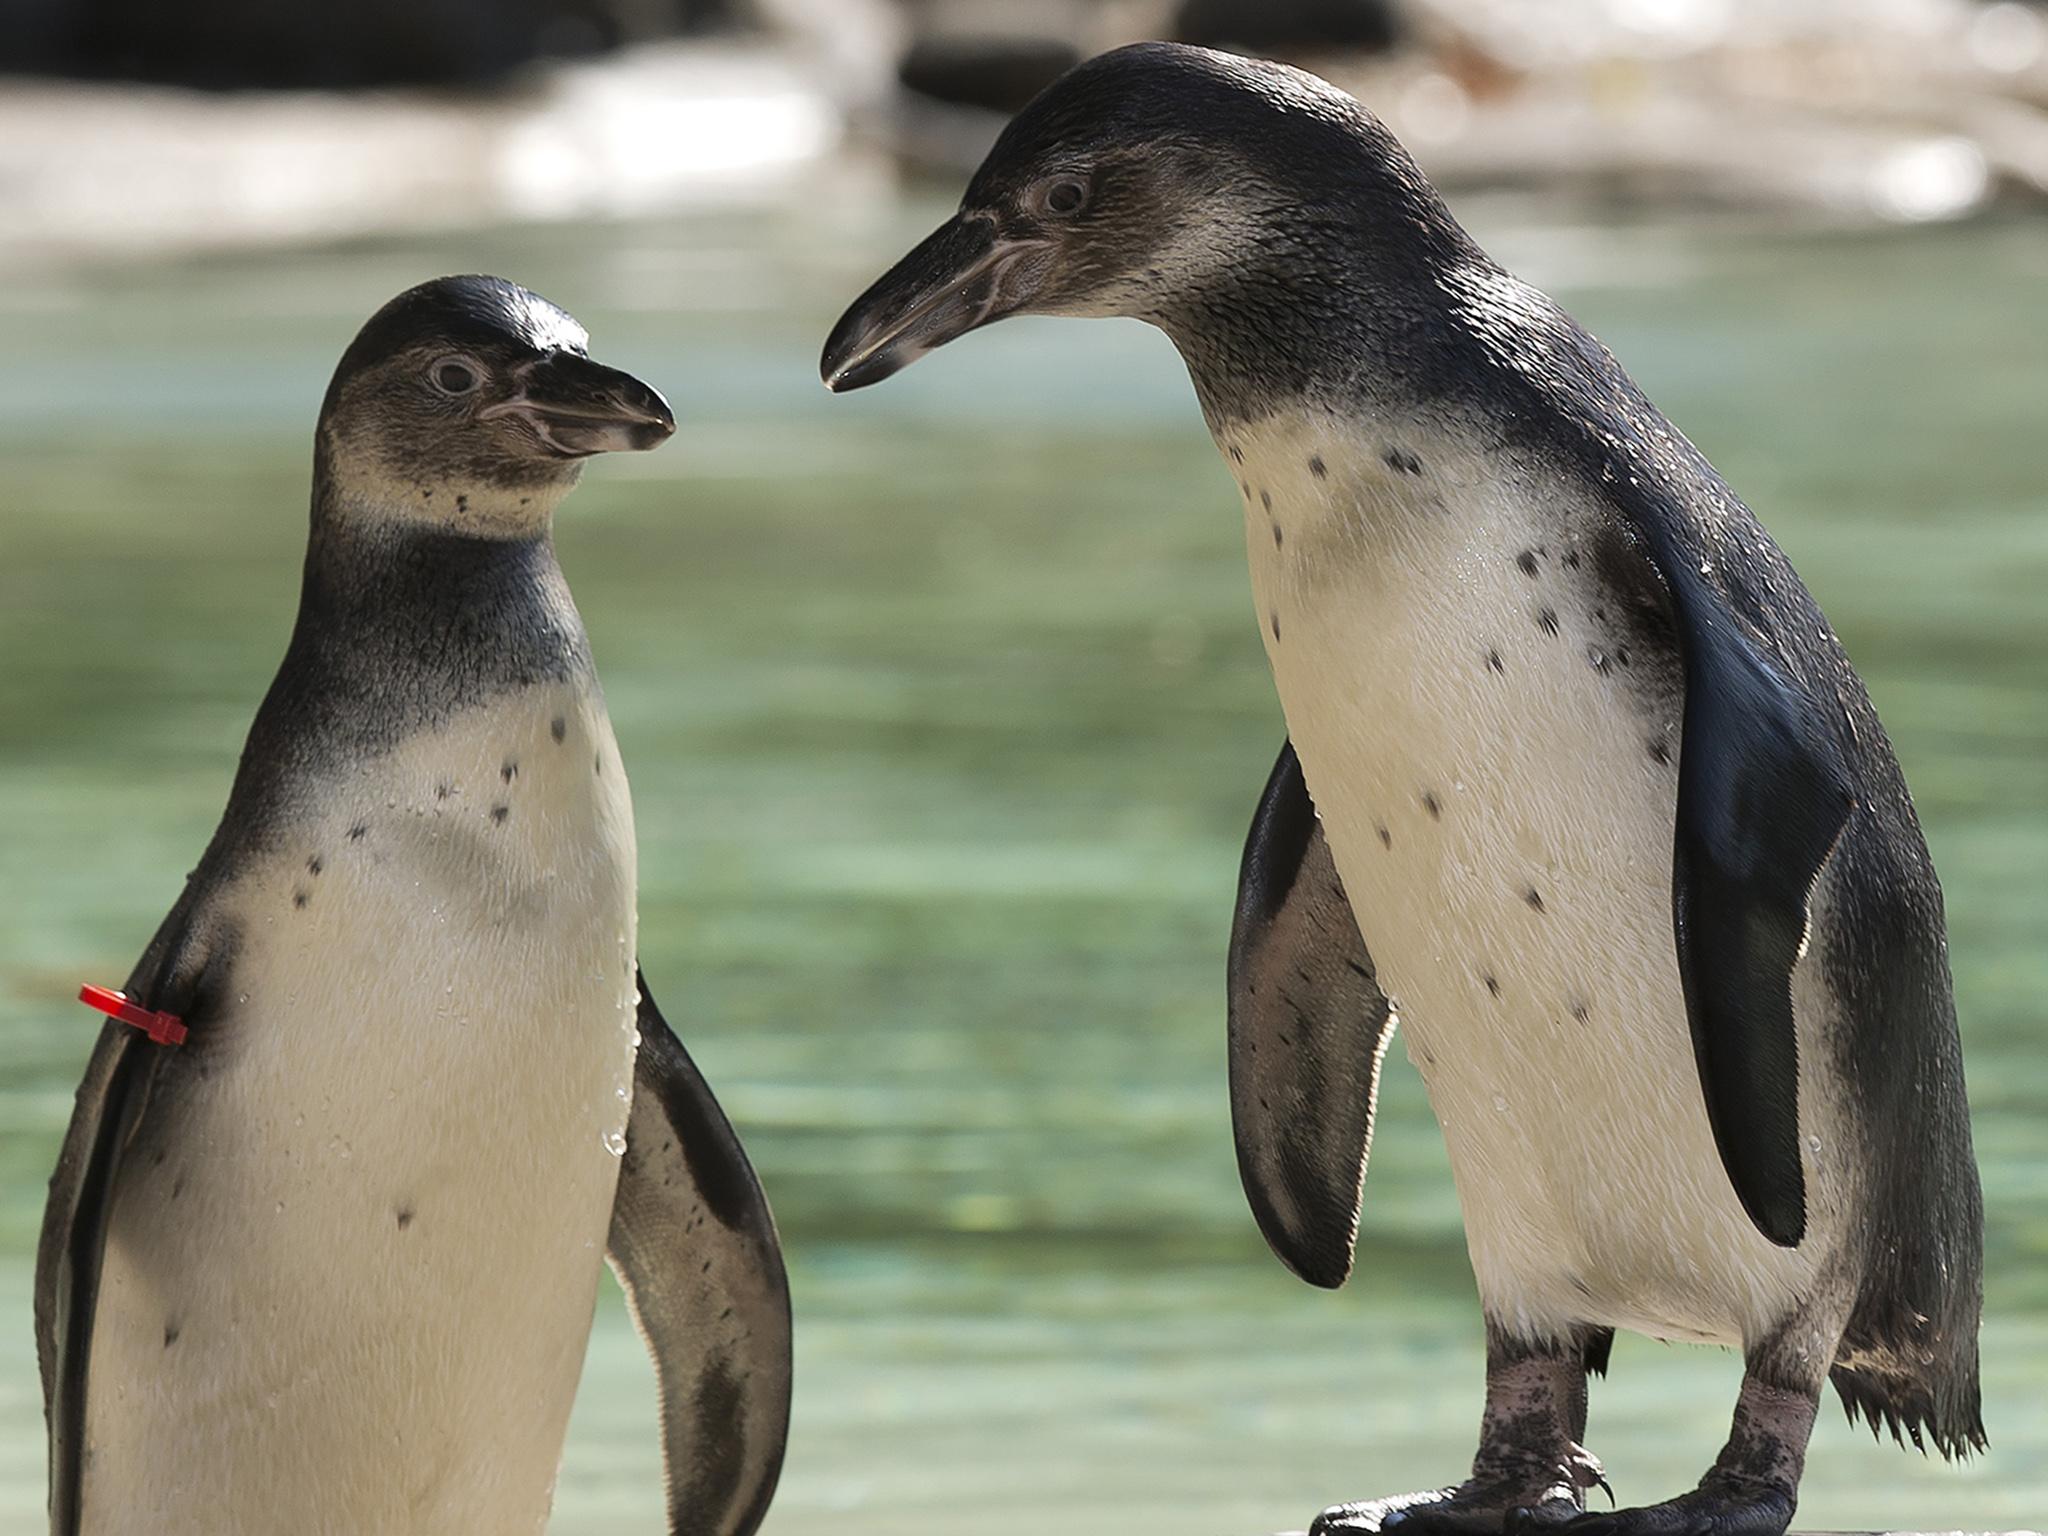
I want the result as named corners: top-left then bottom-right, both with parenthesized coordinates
top-left (1231, 424), bottom-right (1683, 770)
top-left (257, 684), bottom-right (635, 944)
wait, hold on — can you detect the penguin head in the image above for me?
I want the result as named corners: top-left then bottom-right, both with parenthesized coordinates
top-left (822, 42), bottom-right (1455, 392)
top-left (319, 275), bottom-right (674, 535)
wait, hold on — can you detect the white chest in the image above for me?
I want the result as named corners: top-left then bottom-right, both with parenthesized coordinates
top-left (1223, 413), bottom-right (1820, 1345)
top-left (89, 683), bottom-right (641, 1534)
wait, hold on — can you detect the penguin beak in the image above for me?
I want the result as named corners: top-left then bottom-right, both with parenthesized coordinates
top-left (483, 352), bottom-right (676, 457)
top-left (821, 214), bottom-right (1049, 392)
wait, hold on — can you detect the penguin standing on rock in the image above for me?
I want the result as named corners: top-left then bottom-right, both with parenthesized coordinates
top-left (822, 44), bottom-right (1984, 1536)
top-left (39, 276), bottom-right (790, 1536)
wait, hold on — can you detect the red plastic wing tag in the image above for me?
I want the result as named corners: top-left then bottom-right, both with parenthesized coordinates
top-left (79, 984), bottom-right (188, 1047)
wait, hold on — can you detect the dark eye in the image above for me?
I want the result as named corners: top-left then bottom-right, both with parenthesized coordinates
top-left (431, 359), bottom-right (480, 395)
top-left (1041, 176), bottom-right (1089, 217)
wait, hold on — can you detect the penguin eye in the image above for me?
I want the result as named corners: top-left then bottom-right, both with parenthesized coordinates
top-left (1037, 175), bottom-right (1091, 218)
top-left (430, 358), bottom-right (482, 395)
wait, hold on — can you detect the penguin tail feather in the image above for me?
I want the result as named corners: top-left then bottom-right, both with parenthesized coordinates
top-left (1828, 1357), bottom-right (1987, 1461)
top-left (1581, 1327), bottom-right (1614, 1379)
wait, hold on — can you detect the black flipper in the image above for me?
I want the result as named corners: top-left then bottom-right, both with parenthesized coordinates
top-left (1227, 740), bottom-right (1394, 1289)
top-left (36, 893), bottom-right (226, 1536)
top-left (609, 972), bottom-right (791, 1536)
top-left (1649, 538), bottom-right (1855, 1249)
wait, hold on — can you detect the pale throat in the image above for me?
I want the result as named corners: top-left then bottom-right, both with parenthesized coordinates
top-left (320, 449), bottom-right (580, 538)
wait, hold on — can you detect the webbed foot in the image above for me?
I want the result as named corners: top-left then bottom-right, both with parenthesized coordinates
top-left (1505, 1483), bottom-right (1792, 1536)
top-left (1312, 1441), bottom-right (1606, 1534)
top-left (1313, 1488), bottom-right (1580, 1534)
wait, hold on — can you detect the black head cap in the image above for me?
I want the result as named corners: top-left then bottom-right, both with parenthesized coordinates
top-left (325, 275), bottom-right (591, 411)
top-left (963, 41), bottom-right (1398, 207)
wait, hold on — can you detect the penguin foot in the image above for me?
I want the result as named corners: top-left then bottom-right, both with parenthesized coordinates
top-left (1502, 1485), bottom-right (1794, 1536)
top-left (1309, 1488), bottom-right (1486, 1535)
top-left (1312, 1448), bottom-right (1604, 1535)
top-left (1314, 1327), bottom-right (1611, 1534)
top-left (1513, 1366), bottom-right (1812, 1536)
top-left (1309, 1490), bottom-right (1575, 1535)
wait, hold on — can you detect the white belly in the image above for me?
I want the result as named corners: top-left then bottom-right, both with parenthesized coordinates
top-left (1230, 414), bottom-right (1829, 1348)
top-left (87, 684), bottom-right (640, 1536)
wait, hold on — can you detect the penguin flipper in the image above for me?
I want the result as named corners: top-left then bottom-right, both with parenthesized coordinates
top-left (1227, 740), bottom-right (1393, 1289)
top-left (36, 895), bottom-right (223, 1536)
top-left (608, 972), bottom-right (790, 1536)
top-left (1653, 543), bottom-right (1855, 1250)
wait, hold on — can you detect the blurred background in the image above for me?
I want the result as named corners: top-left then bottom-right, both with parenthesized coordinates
top-left (1, 1), bottom-right (2044, 1531)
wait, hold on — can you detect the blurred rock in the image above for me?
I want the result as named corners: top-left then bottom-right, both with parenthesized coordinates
top-left (898, 33), bottom-right (1081, 112)
top-left (0, 0), bottom-right (740, 89)
top-left (4, 0), bottom-right (2048, 264)
top-left (0, 0), bottom-right (76, 72)
top-left (1173, 0), bottom-right (1401, 54)
top-left (842, 0), bottom-right (2048, 221)
top-left (0, 41), bottom-right (848, 269)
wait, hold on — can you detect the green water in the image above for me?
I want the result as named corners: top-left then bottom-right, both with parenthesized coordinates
top-left (0, 202), bottom-right (2043, 1533)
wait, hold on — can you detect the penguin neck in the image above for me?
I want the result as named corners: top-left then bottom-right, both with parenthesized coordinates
top-left (295, 500), bottom-right (595, 709)
top-left (1144, 208), bottom-right (1493, 436)
top-left (210, 497), bottom-right (597, 847)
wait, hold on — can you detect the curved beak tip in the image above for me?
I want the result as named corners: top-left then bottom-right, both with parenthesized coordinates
top-left (615, 375), bottom-right (675, 441)
top-left (818, 316), bottom-right (892, 394)
top-left (819, 347), bottom-right (899, 395)
top-left (599, 387), bottom-right (674, 453)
